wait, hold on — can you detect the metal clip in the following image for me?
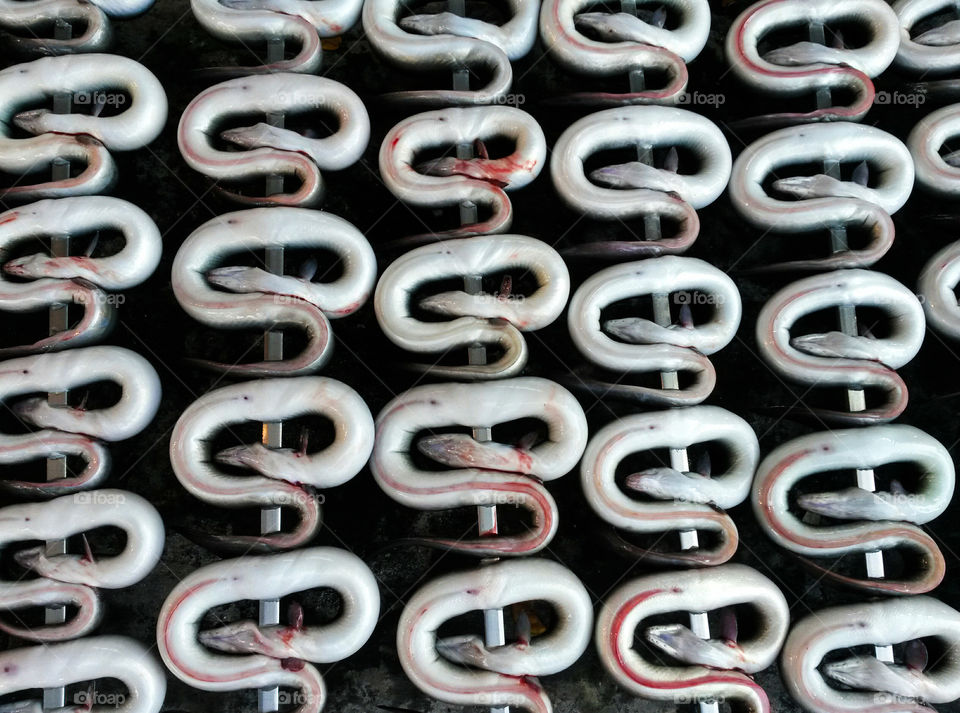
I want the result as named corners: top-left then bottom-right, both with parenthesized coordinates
top-left (581, 406), bottom-right (759, 567)
top-left (726, 0), bottom-right (899, 127)
top-left (782, 596), bottom-right (960, 711)
top-left (0, 636), bottom-right (166, 713)
top-left (191, 0), bottom-right (362, 75)
top-left (730, 122), bottom-right (913, 272)
top-left (0, 0), bottom-right (154, 55)
top-left (551, 106), bottom-right (730, 257)
top-left (0, 347), bottom-right (159, 495)
top-left (0, 197), bottom-right (161, 289)
top-left (371, 377), bottom-right (587, 556)
top-left (178, 74), bottom-right (369, 207)
top-left (0, 0), bottom-right (111, 55)
top-left (0, 346), bottom-right (161, 440)
top-left (0, 347), bottom-right (159, 499)
top-left (909, 105), bottom-right (960, 338)
top-left (375, 235), bottom-right (568, 379)
top-left (398, 558), bottom-right (592, 712)
top-left (158, 548), bottom-right (379, 711)
top-left (753, 424), bottom-right (954, 595)
top-left (567, 256), bottom-right (741, 404)
top-left (0, 54), bottom-right (166, 201)
top-left (0, 54), bottom-right (166, 149)
top-left (170, 377), bottom-right (373, 552)
top-left (894, 0), bottom-right (960, 75)
top-left (539, 0), bottom-right (710, 104)
top-left (0, 197), bottom-right (161, 356)
top-left (909, 103), bottom-right (960, 197)
top-left (597, 564), bottom-right (789, 713)
top-left (756, 269), bottom-right (925, 424)
top-left (0, 491), bottom-right (164, 641)
top-left (919, 239), bottom-right (960, 339)
top-left (379, 106), bottom-right (546, 244)
top-left (362, 0), bottom-right (537, 104)
top-left (172, 208), bottom-right (376, 376)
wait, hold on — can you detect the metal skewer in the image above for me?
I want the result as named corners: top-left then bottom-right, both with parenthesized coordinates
top-left (43, 18), bottom-right (73, 713)
top-left (443, 3), bottom-right (508, 707)
top-left (806, 20), bottom-right (892, 664)
top-left (258, 36), bottom-right (286, 713)
top-left (623, 39), bottom-right (717, 708)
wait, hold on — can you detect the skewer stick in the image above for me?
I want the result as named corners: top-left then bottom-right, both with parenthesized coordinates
top-left (448, 0), bottom-right (471, 95)
top-left (807, 20), bottom-right (892, 664)
top-left (443, 5), bottom-right (508, 707)
top-left (43, 18), bottom-right (73, 713)
top-left (258, 36), bottom-right (286, 713)
top-left (468, 268), bottom-right (507, 713)
top-left (625, 45), bottom-right (717, 709)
